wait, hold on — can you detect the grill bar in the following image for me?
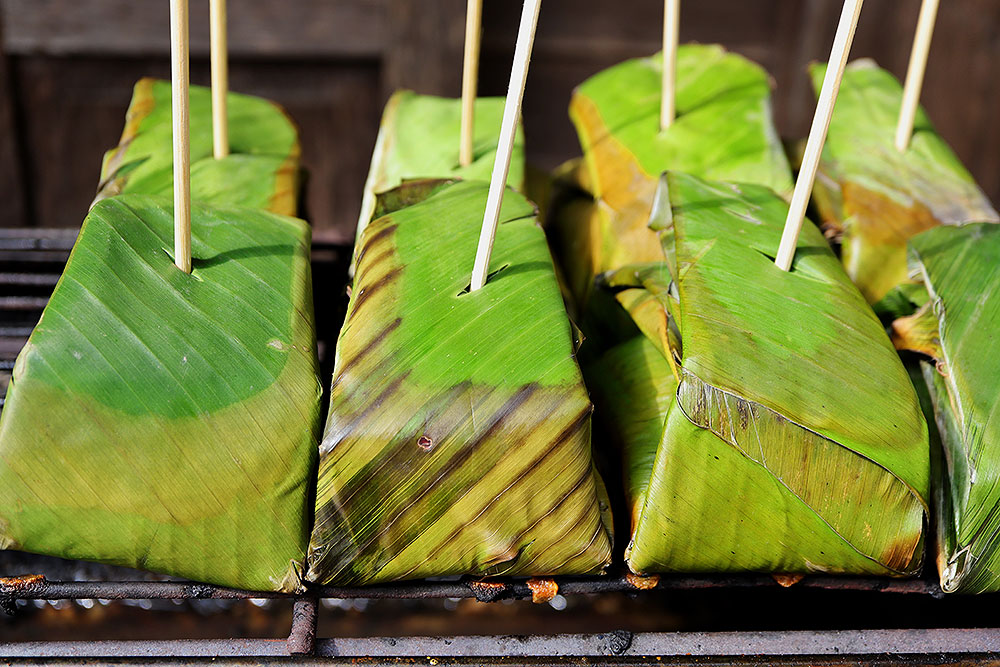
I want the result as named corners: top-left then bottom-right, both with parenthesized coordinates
top-left (0, 572), bottom-right (944, 603)
top-left (1, 629), bottom-right (999, 661)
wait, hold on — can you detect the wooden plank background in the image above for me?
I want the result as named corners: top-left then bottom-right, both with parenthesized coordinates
top-left (1, 0), bottom-right (998, 242)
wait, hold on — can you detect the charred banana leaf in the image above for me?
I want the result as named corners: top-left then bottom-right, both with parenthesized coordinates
top-left (0, 195), bottom-right (321, 592)
top-left (566, 44), bottom-right (792, 280)
top-left (96, 78), bottom-right (301, 216)
top-left (893, 223), bottom-right (1000, 593)
top-left (308, 179), bottom-right (613, 585)
top-left (354, 91), bottom-right (525, 258)
top-left (811, 60), bottom-right (998, 306)
top-left (594, 172), bottom-right (928, 576)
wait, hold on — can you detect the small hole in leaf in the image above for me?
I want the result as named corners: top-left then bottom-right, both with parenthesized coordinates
top-left (457, 264), bottom-right (510, 296)
top-left (417, 435), bottom-right (433, 451)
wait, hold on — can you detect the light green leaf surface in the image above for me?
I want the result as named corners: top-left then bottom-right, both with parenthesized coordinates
top-left (0, 195), bottom-right (321, 592)
top-left (897, 224), bottom-right (1000, 592)
top-left (594, 172), bottom-right (928, 576)
top-left (565, 44), bottom-right (793, 278)
top-left (308, 180), bottom-right (612, 585)
top-left (354, 91), bottom-right (525, 256)
top-left (810, 60), bottom-right (998, 305)
top-left (96, 78), bottom-right (301, 216)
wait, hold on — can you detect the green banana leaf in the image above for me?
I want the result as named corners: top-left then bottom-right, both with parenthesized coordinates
top-left (893, 223), bottom-right (1000, 593)
top-left (565, 44), bottom-right (793, 281)
top-left (0, 194), bottom-right (321, 592)
top-left (810, 60), bottom-right (998, 306)
top-left (97, 78), bottom-right (301, 216)
top-left (592, 172), bottom-right (928, 576)
top-left (307, 179), bottom-right (613, 585)
top-left (353, 91), bottom-right (525, 261)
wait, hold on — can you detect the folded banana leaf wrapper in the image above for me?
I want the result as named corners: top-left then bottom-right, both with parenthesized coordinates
top-left (0, 194), bottom-right (322, 592)
top-left (97, 78), bottom-right (301, 216)
top-left (810, 60), bottom-right (998, 307)
top-left (308, 179), bottom-right (613, 585)
top-left (559, 44), bottom-right (793, 308)
top-left (590, 172), bottom-right (929, 576)
top-left (893, 223), bottom-right (1000, 593)
top-left (353, 91), bottom-right (525, 269)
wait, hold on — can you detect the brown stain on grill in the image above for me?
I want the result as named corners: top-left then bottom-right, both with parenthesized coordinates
top-left (527, 577), bottom-right (558, 604)
top-left (0, 573), bottom-right (46, 596)
top-left (626, 572), bottom-right (660, 590)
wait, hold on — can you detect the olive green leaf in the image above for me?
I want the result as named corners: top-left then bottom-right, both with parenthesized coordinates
top-left (0, 195), bottom-right (321, 592)
top-left (96, 78), bottom-right (301, 216)
top-left (307, 179), bottom-right (613, 585)
top-left (592, 172), bottom-right (928, 576)
top-left (810, 60), bottom-right (998, 305)
top-left (894, 223), bottom-right (1000, 592)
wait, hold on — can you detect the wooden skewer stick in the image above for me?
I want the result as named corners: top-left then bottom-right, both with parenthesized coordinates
top-left (774, 0), bottom-right (864, 272)
top-left (171, 0), bottom-right (192, 274)
top-left (660, 0), bottom-right (680, 130)
top-left (469, 0), bottom-right (541, 292)
top-left (895, 0), bottom-right (939, 152)
top-left (460, 0), bottom-right (483, 168)
top-left (210, 0), bottom-right (229, 159)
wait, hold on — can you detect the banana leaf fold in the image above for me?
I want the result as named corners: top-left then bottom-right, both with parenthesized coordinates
top-left (307, 179), bottom-right (613, 585)
top-left (893, 223), bottom-right (1000, 593)
top-left (592, 172), bottom-right (929, 576)
top-left (561, 44), bottom-right (793, 298)
top-left (810, 60), bottom-right (998, 306)
top-left (0, 194), bottom-right (322, 592)
top-left (97, 78), bottom-right (301, 216)
top-left (353, 91), bottom-right (524, 265)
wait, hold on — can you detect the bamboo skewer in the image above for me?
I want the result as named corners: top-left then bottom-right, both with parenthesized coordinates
top-left (895, 0), bottom-right (939, 152)
top-left (661, 0), bottom-right (680, 131)
top-left (469, 0), bottom-right (541, 292)
top-left (210, 0), bottom-right (229, 159)
top-left (460, 0), bottom-right (483, 168)
top-left (170, 0), bottom-right (192, 274)
top-left (774, 0), bottom-right (864, 272)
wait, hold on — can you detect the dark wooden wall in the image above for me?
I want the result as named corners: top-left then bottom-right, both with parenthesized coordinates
top-left (2, 0), bottom-right (999, 243)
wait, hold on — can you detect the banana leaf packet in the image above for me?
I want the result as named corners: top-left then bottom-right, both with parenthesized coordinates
top-left (558, 43), bottom-right (793, 311)
top-left (810, 60), bottom-right (998, 309)
top-left (96, 78), bottom-right (302, 216)
top-left (0, 195), bottom-right (322, 592)
top-left (307, 179), bottom-right (613, 585)
top-left (893, 223), bottom-right (1000, 593)
top-left (591, 172), bottom-right (929, 576)
top-left (352, 91), bottom-right (525, 271)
